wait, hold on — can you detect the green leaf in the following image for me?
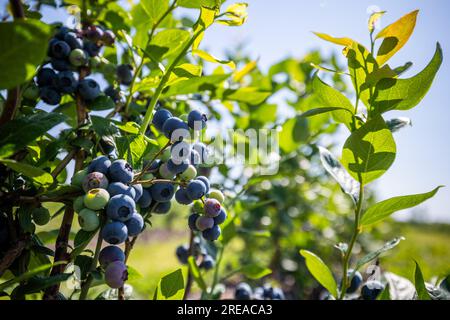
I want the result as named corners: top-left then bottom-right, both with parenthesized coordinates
top-left (312, 75), bottom-right (354, 128)
top-left (91, 116), bottom-right (119, 137)
top-left (12, 274), bottom-right (71, 297)
top-left (414, 261), bottom-right (431, 300)
top-left (319, 146), bottom-right (360, 204)
top-left (116, 134), bottom-right (150, 169)
top-left (354, 237), bottom-right (404, 271)
top-left (375, 10), bottom-right (419, 66)
top-left (377, 284), bottom-right (391, 300)
top-left (162, 73), bottom-right (230, 97)
top-left (178, 0), bottom-right (221, 9)
top-left (0, 159), bottom-right (53, 187)
top-left (222, 87), bottom-right (271, 104)
top-left (342, 114), bottom-right (396, 184)
top-left (300, 107), bottom-right (351, 118)
top-left (0, 20), bottom-right (52, 89)
top-left (88, 95), bottom-right (115, 111)
top-left (361, 186), bottom-right (443, 226)
top-left (241, 264), bottom-right (272, 280)
top-left (372, 43), bottom-right (443, 113)
top-left (279, 115), bottom-right (309, 153)
top-left (0, 112), bottom-right (66, 158)
top-left (154, 268), bottom-right (185, 300)
top-left (18, 206), bottom-right (34, 233)
top-left (193, 49), bottom-right (236, 69)
top-left (300, 250), bottom-right (338, 298)
top-left (147, 29), bottom-right (190, 62)
top-left (187, 256), bottom-right (207, 291)
top-left (71, 229), bottom-right (97, 258)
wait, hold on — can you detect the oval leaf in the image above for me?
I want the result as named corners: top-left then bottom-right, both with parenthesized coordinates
top-left (361, 186), bottom-right (443, 226)
top-left (300, 250), bottom-right (338, 298)
top-left (0, 159), bottom-right (53, 187)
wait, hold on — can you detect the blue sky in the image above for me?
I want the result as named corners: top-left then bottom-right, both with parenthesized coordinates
top-left (2, 0), bottom-right (448, 222)
top-left (199, 0), bottom-right (450, 222)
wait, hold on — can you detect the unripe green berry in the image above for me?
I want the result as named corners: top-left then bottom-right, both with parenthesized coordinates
top-left (192, 200), bottom-right (204, 213)
top-left (159, 162), bottom-right (175, 179)
top-left (84, 188), bottom-right (110, 210)
top-left (69, 49), bottom-right (87, 67)
top-left (73, 195), bottom-right (85, 213)
top-left (180, 165), bottom-right (197, 181)
top-left (32, 207), bottom-right (51, 226)
top-left (78, 208), bottom-right (100, 231)
top-left (160, 149), bottom-right (171, 162)
top-left (207, 189), bottom-right (225, 204)
top-left (71, 169), bottom-right (88, 188)
top-left (140, 173), bottom-right (154, 188)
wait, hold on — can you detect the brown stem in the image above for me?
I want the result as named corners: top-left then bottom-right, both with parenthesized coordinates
top-left (183, 230), bottom-right (194, 300)
top-left (51, 149), bottom-right (78, 178)
top-left (118, 237), bottom-right (137, 300)
top-left (9, 0), bottom-right (24, 18)
top-left (0, 236), bottom-right (29, 277)
top-left (43, 68), bottom-right (89, 300)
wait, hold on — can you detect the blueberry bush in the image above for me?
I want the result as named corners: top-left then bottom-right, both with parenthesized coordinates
top-left (0, 0), bottom-right (448, 300)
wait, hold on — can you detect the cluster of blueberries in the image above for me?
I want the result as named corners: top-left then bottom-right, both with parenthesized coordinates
top-left (235, 282), bottom-right (285, 300)
top-left (321, 269), bottom-right (385, 300)
top-left (149, 108), bottom-right (228, 241)
top-left (23, 25), bottom-right (131, 106)
top-left (175, 237), bottom-right (216, 270)
top-left (71, 156), bottom-right (145, 289)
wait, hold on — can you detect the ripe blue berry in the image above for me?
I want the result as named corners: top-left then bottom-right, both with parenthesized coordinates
top-left (137, 189), bottom-right (152, 208)
top-left (84, 41), bottom-right (101, 57)
top-left (82, 172), bottom-right (109, 192)
top-left (202, 225), bottom-right (221, 241)
top-left (99, 245), bottom-right (125, 269)
top-left (116, 64), bottom-right (133, 85)
top-left (167, 158), bottom-right (189, 175)
top-left (176, 245), bottom-right (189, 264)
top-left (37, 68), bottom-right (57, 87)
top-left (78, 208), bottom-right (100, 231)
top-left (162, 117), bottom-right (189, 142)
top-left (153, 201), bottom-right (171, 214)
top-left (361, 280), bottom-right (384, 300)
top-left (200, 255), bottom-right (215, 270)
top-left (86, 25), bottom-right (104, 42)
top-left (101, 30), bottom-right (115, 46)
top-left (175, 187), bottom-right (193, 205)
top-left (57, 71), bottom-right (78, 94)
top-left (55, 26), bottom-right (70, 40)
top-left (50, 40), bottom-right (71, 59)
top-left (235, 283), bottom-right (252, 300)
top-left (186, 180), bottom-right (207, 200)
top-left (196, 176), bottom-right (210, 194)
top-left (213, 208), bottom-right (227, 225)
top-left (108, 159), bottom-right (134, 184)
top-left (152, 109), bottom-right (173, 132)
top-left (107, 182), bottom-right (136, 199)
top-left (102, 221), bottom-right (128, 244)
top-left (39, 87), bottom-right (61, 105)
top-left (195, 216), bottom-right (214, 231)
top-left (188, 110), bottom-right (207, 130)
top-left (78, 78), bottom-right (101, 101)
top-left (132, 184), bottom-right (143, 202)
top-left (63, 32), bottom-right (83, 49)
top-left (88, 156), bottom-right (111, 174)
top-left (105, 261), bottom-right (128, 288)
top-left (192, 142), bottom-right (208, 164)
top-left (106, 194), bottom-right (136, 222)
top-left (150, 182), bottom-right (175, 202)
top-left (104, 86), bottom-right (121, 102)
top-left (83, 188), bottom-right (110, 210)
top-left (51, 58), bottom-right (71, 71)
top-left (125, 212), bottom-right (144, 236)
top-left (188, 213), bottom-right (199, 231)
top-left (346, 269), bottom-right (363, 293)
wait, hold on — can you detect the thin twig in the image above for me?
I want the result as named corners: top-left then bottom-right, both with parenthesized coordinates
top-left (51, 149), bottom-right (77, 178)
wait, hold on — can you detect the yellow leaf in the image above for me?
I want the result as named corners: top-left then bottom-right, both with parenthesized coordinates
top-left (233, 60), bottom-right (257, 82)
top-left (375, 10), bottom-right (419, 65)
top-left (217, 3), bottom-right (248, 26)
top-left (368, 11), bottom-right (386, 32)
top-left (193, 6), bottom-right (217, 50)
top-left (192, 49), bottom-right (236, 70)
top-left (313, 32), bottom-right (355, 47)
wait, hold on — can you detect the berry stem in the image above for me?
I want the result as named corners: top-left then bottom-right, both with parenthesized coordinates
top-left (133, 141), bottom-right (171, 182)
top-left (208, 245), bottom-right (224, 298)
top-left (183, 229), bottom-right (195, 299)
top-left (51, 149), bottom-right (78, 178)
